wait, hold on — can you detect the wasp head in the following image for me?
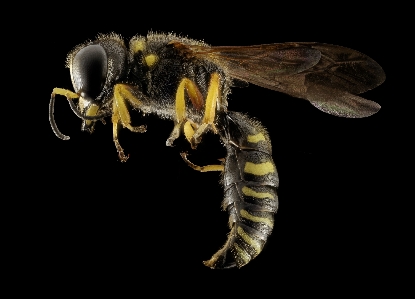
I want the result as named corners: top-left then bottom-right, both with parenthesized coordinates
top-left (68, 35), bottom-right (129, 132)
top-left (50, 34), bottom-right (130, 140)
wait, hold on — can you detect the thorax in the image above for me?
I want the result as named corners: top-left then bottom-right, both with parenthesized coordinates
top-left (126, 34), bottom-right (230, 122)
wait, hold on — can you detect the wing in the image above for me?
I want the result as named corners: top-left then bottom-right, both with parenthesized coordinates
top-left (184, 42), bottom-right (386, 118)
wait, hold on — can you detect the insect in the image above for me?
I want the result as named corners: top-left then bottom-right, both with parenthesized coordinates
top-left (49, 32), bottom-right (385, 269)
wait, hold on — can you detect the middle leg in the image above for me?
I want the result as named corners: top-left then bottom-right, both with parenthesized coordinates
top-left (166, 73), bottom-right (221, 148)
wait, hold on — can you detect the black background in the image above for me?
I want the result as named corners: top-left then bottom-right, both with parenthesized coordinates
top-left (18, 3), bottom-right (396, 292)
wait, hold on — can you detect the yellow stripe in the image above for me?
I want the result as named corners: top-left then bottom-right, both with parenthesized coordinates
top-left (240, 210), bottom-right (274, 228)
top-left (237, 227), bottom-right (262, 254)
top-left (145, 54), bottom-right (158, 67)
top-left (244, 162), bottom-right (274, 176)
top-left (247, 133), bottom-right (265, 143)
top-left (241, 186), bottom-right (274, 199)
top-left (233, 243), bottom-right (250, 265)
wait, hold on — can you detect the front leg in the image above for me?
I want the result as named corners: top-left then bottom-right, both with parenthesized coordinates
top-left (112, 84), bottom-right (147, 162)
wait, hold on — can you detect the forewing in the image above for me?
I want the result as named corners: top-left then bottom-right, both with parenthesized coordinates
top-left (186, 43), bottom-right (322, 78)
top-left (187, 42), bottom-right (385, 118)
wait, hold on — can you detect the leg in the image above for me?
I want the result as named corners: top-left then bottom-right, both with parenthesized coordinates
top-left (190, 73), bottom-right (221, 148)
top-left (167, 74), bottom-right (223, 170)
top-left (166, 78), bottom-right (204, 146)
top-left (167, 73), bottom-right (221, 148)
top-left (113, 84), bottom-right (147, 133)
top-left (180, 152), bottom-right (224, 172)
top-left (112, 108), bottom-right (128, 162)
top-left (112, 84), bottom-right (147, 162)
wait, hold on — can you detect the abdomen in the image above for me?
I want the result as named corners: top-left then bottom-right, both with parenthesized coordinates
top-left (204, 111), bottom-right (279, 268)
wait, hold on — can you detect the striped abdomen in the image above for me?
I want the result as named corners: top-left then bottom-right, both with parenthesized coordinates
top-left (204, 112), bottom-right (279, 269)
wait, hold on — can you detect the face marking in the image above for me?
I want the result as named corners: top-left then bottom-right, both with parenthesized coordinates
top-left (247, 133), bottom-right (266, 143)
top-left (240, 209), bottom-right (274, 228)
top-left (78, 98), bottom-right (99, 126)
top-left (237, 226), bottom-right (262, 254)
top-left (241, 186), bottom-right (274, 200)
top-left (145, 54), bottom-right (158, 67)
top-left (244, 161), bottom-right (274, 176)
top-left (233, 243), bottom-right (251, 264)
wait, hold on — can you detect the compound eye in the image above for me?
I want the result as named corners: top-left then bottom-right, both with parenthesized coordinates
top-left (71, 44), bottom-right (108, 101)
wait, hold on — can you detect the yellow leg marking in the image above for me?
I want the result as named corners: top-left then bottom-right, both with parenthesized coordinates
top-left (113, 84), bottom-right (146, 133)
top-left (112, 102), bottom-right (128, 162)
top-left (203, 73), bottom-right (220, 124)
top-left (244, 162), bottom-right (274, 176)
top-left (180, 152), bottom-right (224, 172)
top-left (166, 80), bottom-right (187, 146)
top-left (185, 79), bottom-right (204, 110)
top-left (233, 243), bottom-right (251, 265)
top-left (112, 84), bottom-right (146, 162)
top-left (242, 186), bottom-right (274, 199)
top-left (191, 73), bottom-right (220, 147)
top-left (240, 209), bottom-right (274, 228)
top-left (53, 88), bottom-right (79, 99)
top-left (237, 227), bottom-right (262, 254)
top-left (184, 120), bottom-right (196, 144)
top-left (175, 79), bottom-right (188, 123)
top-left (167, 78), bottom-right (204, 146)
top-left (166, 124), bottom-right (181, 147)
top-left (247, 133), bottom-right (266, 143)
top-left (175, 78), bottom-right (204, 122)
top-left (169, 73), bottom-right (220, 148)
top-left (114, 84), bottom-right (144, 109)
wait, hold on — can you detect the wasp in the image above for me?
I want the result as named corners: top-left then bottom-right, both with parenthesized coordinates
top-left (49, 32), bottom-right (385, 269)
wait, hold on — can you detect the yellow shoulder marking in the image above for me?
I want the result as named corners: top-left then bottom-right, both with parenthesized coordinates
top-left (237, 226), bottom-right (262, 254)
top-left (247, 133), bottom-right (265, 143)
top-left (244, 162), bottom-right (274, 176)
top-left (242, 186), bottom-right (274, 199)
top-left (233, 243), bottom-right (251, 265)
top-left (131, 40), bottom-right (146, 53)
top-left (240, 209), bottom-right (274, 228)
top-left (145, 54), bottom-right (158, 67)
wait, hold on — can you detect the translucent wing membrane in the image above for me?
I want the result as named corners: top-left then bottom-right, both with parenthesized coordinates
top-left (187, 43), bottom-right (322, 78)
top-left (187, 42), bottom-right (385, 117)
